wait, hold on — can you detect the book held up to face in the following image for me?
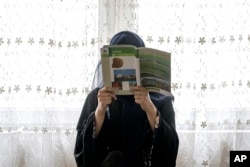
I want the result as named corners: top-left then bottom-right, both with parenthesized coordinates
top-left (101, 45), bottom-right (172, 96)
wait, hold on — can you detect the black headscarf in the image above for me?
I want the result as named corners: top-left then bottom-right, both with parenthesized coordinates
top-left (110, 31), bottom-right (145, 47)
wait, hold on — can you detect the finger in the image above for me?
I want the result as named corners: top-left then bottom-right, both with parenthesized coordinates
top-left (133, 86), bottom-right (147, 91)
top-left (130, 86), bottom-right (141, 91)
top-left (134, 94), bottom-right (144, 101)
top-left (98, 96), bottom-right (113, 111)
top-left (99, 86), bottom-right (114, 93)
top-left (103, 90), bottom-right (117, 100)
top-left (98, 88), bottom-right (117, 102)
top-left (98, 93), bottom-right (112, 101)
top-left (99, 98), bottom-right (112, 105)
top-left (133, 87), bottom-right (148, 96)
top-left (98, 88), bottom-right (113, 96)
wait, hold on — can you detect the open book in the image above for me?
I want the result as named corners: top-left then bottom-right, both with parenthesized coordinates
top-left (101, 45), bottom-right (172, 96)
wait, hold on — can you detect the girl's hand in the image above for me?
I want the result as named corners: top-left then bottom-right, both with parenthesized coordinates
top-left (132, 86), bottom-right (158, 130)
top-left (132, 86), bottom-right (156, 114)
top-left (96, 86), bottom-right (117, 115)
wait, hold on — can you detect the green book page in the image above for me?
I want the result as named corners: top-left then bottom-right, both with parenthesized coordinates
top-left (138, 47), bottom-right (171, 95)
top-left (101, 45), bottom-right (138, 58)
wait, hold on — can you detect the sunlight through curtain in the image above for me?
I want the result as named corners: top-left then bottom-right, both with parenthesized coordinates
top-left (0, 0), bottom-right (100, 166)
top-left (1, 0), bottom-right (250, 166)
top-left (135, 0), bottom-right (250, 166)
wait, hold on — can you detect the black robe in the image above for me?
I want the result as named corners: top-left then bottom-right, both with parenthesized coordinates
top-left (74, 88), bottom-right (179, 167)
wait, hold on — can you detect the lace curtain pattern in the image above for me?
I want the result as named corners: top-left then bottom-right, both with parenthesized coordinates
top-left (0, 0), bottom-right (100, 166)
top-left (135, 1), bottom-right (250, 166)
top-left (1, 0), bottom-right (250, 166)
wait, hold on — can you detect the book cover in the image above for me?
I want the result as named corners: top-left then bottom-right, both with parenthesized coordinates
top-left (101, 45), bottom-right (140, 95)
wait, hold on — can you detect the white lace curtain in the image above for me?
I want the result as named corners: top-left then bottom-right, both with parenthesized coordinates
top-left (1, 0), bottom-right (250, 166)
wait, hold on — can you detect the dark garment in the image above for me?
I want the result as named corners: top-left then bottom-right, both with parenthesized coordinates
top-left (101, 151), bottom-right (122, 167)
top-left (74, 88), bottom-right (179, 167)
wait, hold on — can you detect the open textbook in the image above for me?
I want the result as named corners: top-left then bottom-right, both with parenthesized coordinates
top-left (101, 45), bottom-right (172, 96)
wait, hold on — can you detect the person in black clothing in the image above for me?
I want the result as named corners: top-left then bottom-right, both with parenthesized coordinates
top-left (74, 31), bottom-right (179, 167)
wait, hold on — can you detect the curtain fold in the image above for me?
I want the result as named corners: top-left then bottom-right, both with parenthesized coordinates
top-left (0, 0), bottom-right (250, 166)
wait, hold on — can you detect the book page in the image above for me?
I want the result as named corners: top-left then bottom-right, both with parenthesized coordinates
top-left (138, 47), bottom-right (172, 96)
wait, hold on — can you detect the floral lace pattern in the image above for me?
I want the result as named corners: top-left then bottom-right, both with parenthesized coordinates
top-left (1, 0), bottom-right (250, 167)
